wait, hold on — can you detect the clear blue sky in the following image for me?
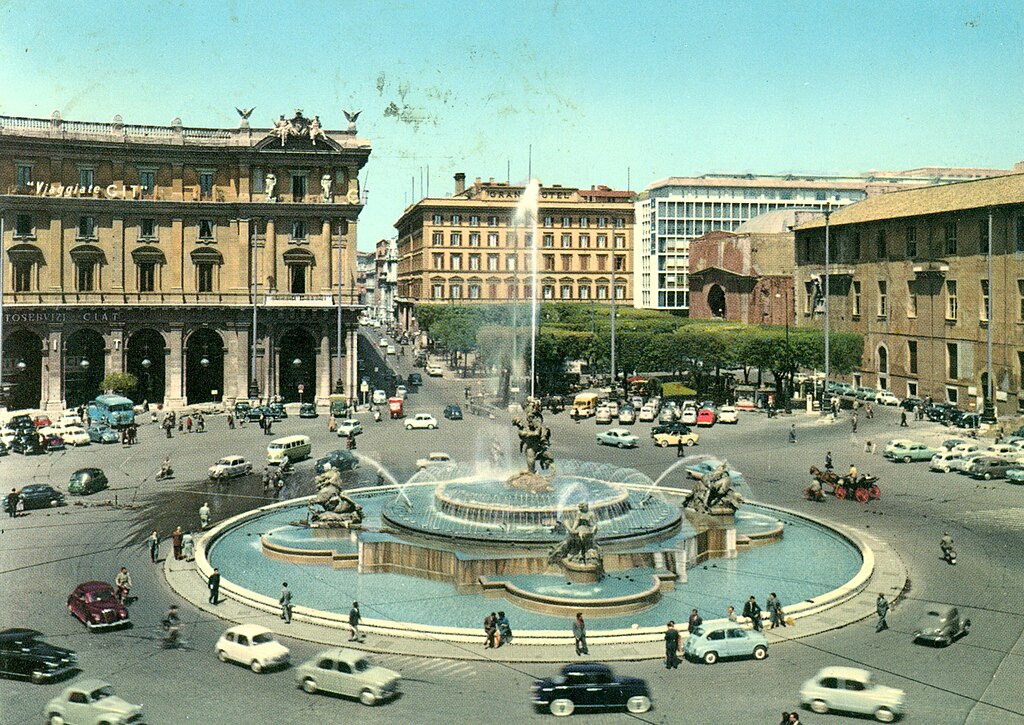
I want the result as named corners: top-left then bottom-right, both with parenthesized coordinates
top-left (1, 1), bottom-right (1020, 248)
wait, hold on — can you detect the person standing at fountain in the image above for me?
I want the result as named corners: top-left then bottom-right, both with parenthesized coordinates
top-left (199, 501), bottom-right (211, 529)
top-left (148, 531), bottom-right (160, 562)
top-left (766, 592), bottom-right (786, 629)
top-left (207, 568), bottom-right (220, 605)
top-left (727, 606), bottom-right (738, 622)
top-left (171, 526), bottom-right (184, 560)
top-left (875, 593), bottom-right (889, 632)
top-left (279, 582), bottom-right (292, 623)
top-left (664, 621), bottom-right (681, 669)
top-left (743, 596), bottom-right (763, 631)
top-left (483, 612), bottom-right (497, 649)
top-left (497, 611), bottom-right (512, 646)
top-left (688, 609), bottom-right (703, 631)
top-left (572, 612), bottom-right (588, 656)
top-left (348, 601), bottom-right (364, 642)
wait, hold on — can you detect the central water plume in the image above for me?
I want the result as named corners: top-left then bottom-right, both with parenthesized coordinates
top-left (513, 179), bottom-right (541, 398)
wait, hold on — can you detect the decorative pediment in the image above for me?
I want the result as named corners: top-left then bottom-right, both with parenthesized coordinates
top-left (255, 110), bottom-right (342, 151)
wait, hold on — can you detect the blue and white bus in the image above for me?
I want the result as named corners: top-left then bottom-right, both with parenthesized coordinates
top-left (87, 395), bottom-right (136, 427)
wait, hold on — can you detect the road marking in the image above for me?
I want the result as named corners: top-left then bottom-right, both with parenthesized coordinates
top-left (372, 653), bottom-right (478, 679)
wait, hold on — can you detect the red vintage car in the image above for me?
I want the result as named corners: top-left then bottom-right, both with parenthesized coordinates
top-left (696, 408), bottom-right (717, 427)
top-left (67, 582), bottom-right (130, 630)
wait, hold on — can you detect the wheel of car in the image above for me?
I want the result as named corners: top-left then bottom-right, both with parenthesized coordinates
top-left (687, 439), bottom-right (696, 446)
top-left (359, 688), bottom-right (378, 706)
top-left (302, 677), bottom-right (318, 694)
top-left (48, 714), bottom-right (66, 725)
top-left (874, 706), bottom-right (896, 723)
top-left (549, 698), bottom-right (575, 717)
top-left (942, 465), bottom-right (950, 473)
top-left (752, 645), bottom-right (768, 660)
top-left (810, 699), bottom-right (829, 714)
top-left (984, 472), bottom-right (992, 480)
top-left (617, 442), bottom-right (625, 448)
top-left (657, 439), bottom-right (669, 448)
top-left (702, 650), bottom-right (718, 665)
top-left (902, 455), bottom-right (911, 463)
top-left (429, 424), bottom-right (436, 429)
top-left (405, 424), bottom-right (413, 430)
top-left (626, 695), bottom-right (652, 714)
top-left (217, 649), bottom-right (228, 662)
top-left (250, 659), bottom-right (263, 673)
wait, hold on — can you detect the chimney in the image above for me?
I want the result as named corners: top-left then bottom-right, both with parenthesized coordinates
top-left (454, 172), bottom-right (466, 195)
top-left (1014, 160), bottom-right (1024, 173)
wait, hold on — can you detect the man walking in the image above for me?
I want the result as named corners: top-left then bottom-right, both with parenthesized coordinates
top-left (743, 595), bottom-right (763, 631)
top-left (199, 502), bottom-right (211, 529)
top-left (171, 526), bottom-right (184, 560)
top-left (788, 424), bottom-right (797, 444)
top-left (875, 593), bottom-right (889, 632)
top-left (676, 436), bottom-right (686, 458)
top-left (825, 451), bottom-right (833, 471)
top-left (279, 582), bottom-right (293, 623)
top-left (6, 488), bottom-right (19, 517)
top-left (208, 567), bottom-right (220, 605)
top-left (664, 621), bottom-right (681, 669)
top-left (573, 612), bottom-right (589, 656)
top-left (900, 409), bottom-right (909, 427)
top-left (349, 601), bottom-right (364, 642)
top-left (483, 612), bottom-right (497, 649)
top-left (148, 531), bottom-right (160, 562)
top-left (766, 592), bottom-right (786, 628)
top-left (851, 413), bottom-right (858, 433)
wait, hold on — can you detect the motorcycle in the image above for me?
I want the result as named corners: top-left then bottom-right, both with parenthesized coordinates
top-left (942, 545), bottom-right (957, 565)
top-left (156, 466), bottom-right (174, 481)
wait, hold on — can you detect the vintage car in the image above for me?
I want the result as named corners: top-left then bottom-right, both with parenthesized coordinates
top-left (617, 405), bottom-right (636, 425)
top-left (651, 422), bottom-right (692, 438)
top-left (967, 456), bottom-right (1014, 480)
top-left (638, 405), bottom-right (658, 422)
top-left (883, 440), bottom-right (940, 463)
top-left (683, 623), bottom-right (769, 664)
top-left (2, 484), bottom-right (65, 511)
top-left (717, 405), bottom-right (738, 423)
top-left (443, 404), bottom-right (463, 420)
top-left (1006, 467), bottom-right (1024, 484)
top-left (208, 456), bottom-right (253, 480)
top-left (68, 468), bottom-right (109, 495)
top-left (10, 434), bottom-right (47, 455)
top-left (298, 403), bottom-right (319, 419)
top-left (532, 663), bottom-right (652, 716)
top-left (315, 450), bottom-right (359, 474)
top-left (875, 390), bottom-right (900, 406)
top-left (215, 624), bottom-right (290, 673)
top-left (44, 679), bottom-right (145, 724)
top-left (426, 363), bottom-right (444, 377)
top-left (267, 402), bottom-right (288, 419)
top-left (416, 452), bottom-right (452, 470)
top-left (800, 666), bottom-right (905, 722)
top-left (0, 628), bottom-right (77, 683)
top-left (87, 423), bottom-right (121, 444)
top-left (913, 605), bottom-right (970, 646)
top-left (67, 582), bottom-right (130, 630)
top-left (653, 430), bottom-right (700, 448)
top-left (336, 419), bottom-right (364, 437)
top-left (854, 387), bottom-right (879, 401)
top-left (679, 406), bottom-right (698, 425)
top-left (405, 414), bottom-right (438, 430)
top-left (696, 408), bottom-right (717, 427)
top-left (596, 428), bottom-right (639, 449)
top-left (295, 647), bottom-right (401, 705)
top-left (43, 423), bottom-right (91, 447)
top-left (594, 407), bottom-right (614, 425)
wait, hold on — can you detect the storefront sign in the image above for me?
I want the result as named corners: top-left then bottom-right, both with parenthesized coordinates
top-left (29, 182), bottom-right (150, 199)
top-left (4, 310), bottom-right (122, 324)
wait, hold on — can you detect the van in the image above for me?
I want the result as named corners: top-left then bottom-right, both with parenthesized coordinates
top-left (267, 435), bottom-right (312, 465)
top-left (572, 392), bottom-right (600, 418)
top-left (87, 395), bottom-right (136, 428)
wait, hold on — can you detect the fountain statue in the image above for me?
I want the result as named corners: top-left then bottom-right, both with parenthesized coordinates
top-left (307, 468), bottom-right (364, 528)
top-left (684, 460), bottom-right (743, 515)
top-left (548, 501), bottom-right (604, 580)
top-left (509, 399), bottom-right (554, 493)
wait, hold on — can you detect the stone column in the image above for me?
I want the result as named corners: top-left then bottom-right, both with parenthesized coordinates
top-left (265, 219), bottom-right (277, 292)
top-left (169, 219), bottom-right (184, 292)
top-left (222, 327), bottom-right (243, 404)
top-left (317, 329), bottom-right (331, 406)
top-left (322, 219), bottom-right (333, 293)
top-left (164, 326), bottom-right (185, 408)
top-left (42, 329), bottom-right (63, 412)
top-left (346, 325), bottom-right (359, 405)
top-left (110, 217), bottom-right (125, 293)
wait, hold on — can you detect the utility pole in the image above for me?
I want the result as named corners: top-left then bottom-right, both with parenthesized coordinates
top-left (822, 202), bottom-right (833, 411)
top-left (610, 255), bottom-right (617, 394)
top-left (983, 208), bottom-right (996, 422)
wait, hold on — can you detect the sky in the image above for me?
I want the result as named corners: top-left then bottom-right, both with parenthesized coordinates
top-left (1, 1), bottom-right (1021, 249)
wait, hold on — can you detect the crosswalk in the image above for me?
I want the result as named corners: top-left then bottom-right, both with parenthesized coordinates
top-left (371, 652), bottom-right (478, 681)
top-left (960, 508), bottom-right (1024, 532)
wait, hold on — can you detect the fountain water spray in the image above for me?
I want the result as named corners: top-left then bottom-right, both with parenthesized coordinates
top-left (513, 179), bottom-right (541, 398)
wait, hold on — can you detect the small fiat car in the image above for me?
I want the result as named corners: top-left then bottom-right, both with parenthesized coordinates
top-left (336, 419), bottom-right (364, 437)
top-left (68, 468), bottom-right (109, 495)
top-left (44, 679), bottom-right (146, 725)
top-left (215, 624), bottom-right (290, 673)
top-left (800, 666), bottom-right (905, 722)
top-left (913, 605), bottom-right (970, 647)
top-left (208, 456), bottom-right (253, 480)
top-left (684, 623), bottom-right (769, 664)
top-left (404, 413), bottom-right (438, 430)
top-left (533, 663), bottom-right (652, 716)
top-left (295, 647), bottom-right (400, 705)
top-left (67, 582), bottom-right (130, 630)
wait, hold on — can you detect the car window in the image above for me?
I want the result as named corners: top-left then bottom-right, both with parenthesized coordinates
top-left (252, 633), bottom-right (274, 645)
top-left (69, 692), bottom-right (88, 704)
top-left (819, 677), bottom-right (839, 689)
top-left (224, 632), bottom-right (234, 643)
top-left (354, 658), bottom-right (369, 672)
top-left (844, 679), bottom-right (866, 691)
top-left (91, 687), bottom-right (113, 701)
top-left (87, 591), bottom-right (115, 603)
top-left (317, 659), bottom-right (334, 670)
top-left (726, 628), bottom-right (746, 639)
top-left (338, 661), bottom-right (352, 674)
top-left (236, 635), bottom-right (248, 646)
top-left (707, 630), bottom-right (726, 641)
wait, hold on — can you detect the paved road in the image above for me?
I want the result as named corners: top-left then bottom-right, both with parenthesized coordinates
top-left (2, 334), bottom-right (1023, 724)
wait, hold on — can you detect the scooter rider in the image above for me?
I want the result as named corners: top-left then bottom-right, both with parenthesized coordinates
top-left (940, 531), bottom-right (954, 557)
top-left (161, 604), bottom-right (181, 647)
top-left (115, 567), bottom-right (132, 604)
top-left (158, 456), bottom-right (173, 480)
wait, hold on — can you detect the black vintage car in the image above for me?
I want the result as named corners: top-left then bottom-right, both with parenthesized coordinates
top-left (10, 434), bottom-right (46, 455)
top-left (267, 402), bottom-right (288, 419)
top-left (0, 629), bottom-right (77, 683)
top-left (298, 403), bottom-right (318, 419)
top-left (407, 372), bottom-right (424, 387)
top-left (443, 404), bottom-right (463, 420)
top-left (532, 663), bottom-right (652, 716)
top-left (925, 403), bottom-right (961, 424)
top-left (314, 450), bottom-right (359, 474)
top-left (2, 484), bottom-right (65, 512)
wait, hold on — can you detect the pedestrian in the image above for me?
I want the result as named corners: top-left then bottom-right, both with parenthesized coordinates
top-left (851, 413), bottom-right (858, 433)
top-left (483, 612), bottom-right (497, 648)
top-left (199, 501), bottom-right (211, 529)
top-left (572, 612), bottom-right (589, 655)
top-left (171, 526), bottom-right (184, 560)
top-left (788, 424), bottom-right (797, 444)
top-left (866, 403), bottom-right (874, 420)
top-left (164, 416), bottom-right (173, 438)
top-left (177, 418), bottom-right (184, 433)
top-left (676, 437), bottom-right (685, 458)
top-left (185, 415), bottom-right (193, 434)
top-left (115, 567), bottom-right (132, 604)
top-left (788, 713), bottom-right (803, 725)
top-left (497, 611), bottom-right (512, 646)
top-left (6, 488), bottom-right (19, 518)
top-left (148, 531), bottom-right (160, 562)
top-left (181, 531), bottom-right (194, 560)
top-left (227, 412), bottom-right (235, 430)
top-left (766, 592), bottom-right (786, 629)
top-left (208, 567), bottom-right (220, 604)
top-left (779, 713), bottom-right (791, 725)
top-left (196, 413), bottom-right (205, 433)
top-left (825, 451), bottom-right (833, 471)
top-left (328, 416), bottom-right (337, 433)
top-left (727, 606), bottom-right (737, 623)
top-left (915, 403), bottom-right (922, 421)
top-left (688, 608), bottom-right (702, 631)
top-left (875, 593), bottom-right (889, 632)
top-left (349, 601), bottom-right (364, 642)
top-left (900, 409), bottom-right (908, 427)
top-left (664, 621), bottom-right (681, 669)
top-left (262, 467), bottom-right (271, 493)
top-left (279, 582), bottom-right (293, 623)
top-left (151, 410), bottom-right (158, 425)
top-left (265, 418), bottom-right (273, 435)
top-left (864, 439), bottom-right (873, 454)
top-left (743, 595), bottom-right (763, 631)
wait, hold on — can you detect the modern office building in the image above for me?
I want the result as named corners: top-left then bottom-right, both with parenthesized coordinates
top-left (0, 109), bottom-right (370, 411)
top-left (635, 168), bottom-right (1015, 312)
top-left (793, 173), bottom-right (1024, 417)
top-left (395, 174), bottom-right (635, 329)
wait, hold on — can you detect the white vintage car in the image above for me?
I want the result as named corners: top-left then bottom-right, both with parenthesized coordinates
top-left (800, 666), bottom-right (905, 722)
top-left (45, 679), bottom-right (146, 725)
top-left (208, 456), bottom-right (253, 480)
top-left (295, 648), bottom-right (400, 705)
top-left (405, 413), bottom-right (438, 430)
top-left (215, 624), bottom-right (290, 673)
top-left (336, 419), bottom-right (364, 437)
top-left (43, 423), bottom-right (91, 446)
top-left (416, 452), bottom-right (452, 470)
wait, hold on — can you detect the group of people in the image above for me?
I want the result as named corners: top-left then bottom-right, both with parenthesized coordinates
top-left (483, 611), bottom-right (514, 648)
top-left (120, 423), bottom-right (140, 446)
top-left (663, 596), bottom-right (787, 667)
top-left (262, 466), bottom-right (287, 495)
top-left (147, 525), bottom-right (196, 563)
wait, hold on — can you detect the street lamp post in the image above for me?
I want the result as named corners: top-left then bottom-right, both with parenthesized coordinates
top-left (982, 208), bottom-right (996, 423)
top-left (822, 202), bottom-right (833, 411)
top-left (336, 224), bottom-right (344, 395)
top-left (248, 220), bottom-right (260, 400)
top-left (610, 257), bottom-right (617, 395)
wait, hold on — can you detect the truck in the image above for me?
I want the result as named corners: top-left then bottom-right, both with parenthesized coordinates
top-left (87, 395), bottom-right (136, 428)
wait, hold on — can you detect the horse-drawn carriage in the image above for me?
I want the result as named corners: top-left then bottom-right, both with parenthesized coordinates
top-left (808, 466), bottom-right (881, 503)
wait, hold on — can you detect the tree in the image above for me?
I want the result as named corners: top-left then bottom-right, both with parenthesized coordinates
top-left (101, 372), bottom-right (139, 396)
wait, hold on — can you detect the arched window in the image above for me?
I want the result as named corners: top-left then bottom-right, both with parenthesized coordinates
top-left (877, 345), bottom-right (888, 374)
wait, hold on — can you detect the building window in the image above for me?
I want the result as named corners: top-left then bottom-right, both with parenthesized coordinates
top-left (488, 283), bottom-right (497, 298)
top-left (614, 255), bottom-right (625, 271)
top-left (199, 172), bottom-right (214, 199)
top-left (452, 214), bottom-right (461, 225)
top-left (506, 283), bottom-right (517, 299)
top-left (615, 285), bottom-right (625, 300)
top-left (543, 234), bottom-right (554, 248)
top-left (291, 220), bottom-right (307, 240)
top-left (15, 214), bottom-right (33, 237)
top-left (561, 254), bottom-right (572, 272)
top-left (138, 262), bottom-right (156, 292)
top-left (450, 284), bottom-right (462, 300)
top-left (906, 280), bottom-right (917, 317)
top-left (133, 168), bottom-right (153, 193)
top-left (468, 284), bottom-right (481, 299)
top-left (852, 281), bottom-right (862, 316)
top-left (432, 253), bottom-right (444, 270)
top-left (947, 342), bottom-right (959, 379)
top-left (432, 284), bottom-right (444, 299)
top-left (579, 255), bottom-right (589, 271)
top-left (877, 280), bottom-right (887, 318)
top-left (488, 215), bottom-right (498, 227)
top-left (598, 217), bottom-right (608, 228)
top-left (432, 232), bottom-right (443, 246)
top-left (543, 216), bottom-right (553, 227)
top-left (16, 164), bottom-right (32, 187)
top-left (596, 285), bottom-right (608, 300)
top-left (1018, 280), bottom-right (1024, 321)
top-left (614, 235), bottom-right (625, 249)
top-left (469, 232), bottom-right (480, 247)
top-left (469, 254), bottom-right (480, 271)
top-left (560, 285), bottom-right (572, 299)
top-left (597, 255), bottom-right (607, 271)
top-left (79, 168), bottom-right (94, 188)
top-left (197, 263), bottom-right (214, 292)
top-left (487, 233), bottom-right (499, 247)
top-left (907, 381), bottom-right (918, 397)
top-left (944, 222), bottom-right (957, 255)
top-left (78, 216), bottom-right (96, 239)
top-left (559, 234), bottom-right (570, 248)
top-left (876, 230), bottom-right (887, 258)
top-left (470, 215), bottom-right (479, 226)
top-left (13, 261), bottom-right (33, 292)
top-left (579, 234), bottom-right (590, 248)
top-left (877, 345), bottom-right (888, 374)
top-left (946, 386), bottom-right (959, 404)
top-left (596, 234), bottom-right (607, 248)
top-left (76, 260), bottom-right (96, 291)
top-left (905, 226), bottom-right (917, 258)
top-left (615, 217), bottom-right (625, 229)
top-left (291, 173), bottom-right (307, 201)
top-left (487, 254), bottom-right (499, 271)
top-left (251, 168), bottom-right (265, 194)
top-left (450, 232), bottom-right (461, 246)
top-left (542, 255), bottom-right (554, 272)
top-left (980, 279), bottom-right (990, 322)
top-left (945, 280), bottom-right (958, 320)
top-left (908, 341), bottom-right (918, 375)
top-left (506, 255), bottom-right (517, 271)
top-left (289, 264), bottom-right (307, 294)
top-left (140, 218), bottom-right (156, 239)
top-left (561, 216), bottom-right (570, 227)
top-left (433, 214), bottom-right (442, 225)
top-left (579, 285), bottom-right (590, 300)
top-left (198, 219), bottom-right (215, 240)
top-left (580, 217), bottom-right (589, 228)
top-left (542, 285), bottom-right (554, 300)
top-left (450, 254), bottom-right (462, 271)
top-left (979, 219), bottom-right (989, 254)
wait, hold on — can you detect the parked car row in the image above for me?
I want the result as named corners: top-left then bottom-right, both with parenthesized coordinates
top-left (888, 437), bottom-right (1024, 480)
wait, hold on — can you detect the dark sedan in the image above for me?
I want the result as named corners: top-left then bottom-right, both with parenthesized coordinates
top-left (298, 403), bottom-right (318, 419)
top-left (899, 397), bottom-right (924, 411)
top-left (315, 450), bottom-right (359, 474)
top-left (926, 403), bottom-right (961, 424)
top-left (533, 663), bottom-right (652, 716)
top-left (68, 468), bottom-right (109, 495)
top-left (10, 434), bottom-right (46, 455)
top-left (443, 404), bottom-right (463, 420)
top-left (0, 629), bottom-right (77, 683)
top-left (67, 582), bottom-right (130, 630)
top-left (267, 402), bottom-right (288, 419)
top-left (2, 484), bottom-right (65, 511)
